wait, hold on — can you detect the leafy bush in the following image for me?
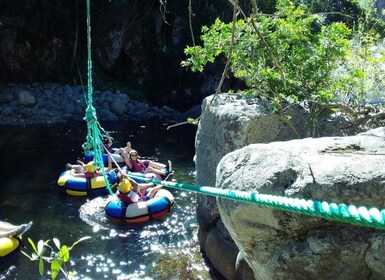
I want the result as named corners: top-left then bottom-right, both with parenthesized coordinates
top-left (182, 0), bottom-right (385, 128)
top-left (22, 236), bottom-right (91, 280)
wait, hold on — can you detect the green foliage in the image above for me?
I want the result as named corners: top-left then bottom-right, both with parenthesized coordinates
top-left (182, 0), bottom-right (385, 115)
top-left (182, 0), bottom-right (351, 104)
top-left (22, 236), bottom-right (91, 280)
top-left (187, 117), bottom-right (200, 125)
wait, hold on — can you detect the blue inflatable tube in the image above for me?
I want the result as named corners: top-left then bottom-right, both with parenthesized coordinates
top-left (57, 170), bottom-right (118, 196)
top-left (105, 189), bottom-right (174, 224)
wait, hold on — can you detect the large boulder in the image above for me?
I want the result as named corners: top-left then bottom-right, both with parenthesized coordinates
top-left (195, 94), bottom-right (309, 278)
top-left (194, 93), bottom-right (377, 279)
top-left (216, 127), bottom-right (385, 280)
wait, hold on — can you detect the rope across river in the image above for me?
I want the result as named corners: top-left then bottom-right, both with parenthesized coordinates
top-left (81, 0), bottom-right (385, 231)
top-left (125, 173), bottom-right (385, 231)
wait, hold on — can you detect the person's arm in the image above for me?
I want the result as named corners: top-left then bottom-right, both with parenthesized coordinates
top-left (70, 169), bottom-right (85, 177)
top-left (140, 159), bottom-right (150, 165)
top-left (104, 135), bottom-right (113, 146)
top-left (129, 191), bottom-right (139, 203)
top-left (121, 153), bottom-right (133, 169)
top-left (126, 141), bottom-right (132, 152)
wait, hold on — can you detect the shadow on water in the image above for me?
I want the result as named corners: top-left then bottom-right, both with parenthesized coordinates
top-left (0, 121), bottom-right (224, 279)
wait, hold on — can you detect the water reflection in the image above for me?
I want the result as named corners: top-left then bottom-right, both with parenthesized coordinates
top-left (76, 187), bottom-right (204, 279)
top-left (0, 122), bottom-right (216, 279)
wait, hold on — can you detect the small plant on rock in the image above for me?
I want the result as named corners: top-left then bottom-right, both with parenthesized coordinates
top-left (22, 236), bottom-right (91, 280)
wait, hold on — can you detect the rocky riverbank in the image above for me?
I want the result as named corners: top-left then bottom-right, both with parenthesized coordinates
top-left (0, 83), bottom-right (201, 126)
top-left (195, 94), bottom-right (385, 280)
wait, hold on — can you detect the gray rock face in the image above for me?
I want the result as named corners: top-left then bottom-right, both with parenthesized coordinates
top-left (205, 225), bottom-right (239, 280)
top-left (216, 127), bottom-right (385, 280)
top-left (195, 94), bottom-right (309, 278)
top-left (196, 93), bottom-right (307, 187)
top-left (194, 93), bottom-right (384, 279)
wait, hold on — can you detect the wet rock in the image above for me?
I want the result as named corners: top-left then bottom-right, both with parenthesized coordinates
top-left (110, 98), bottom-right (127, 115)
top-left (1, 106), bottom-right (12, 116)
top-left (64, 103), bottom-right (75, 114)
top-left (98, 108), bottom-right (119, 121)
top-left (0, 83), bottom-right (193, 125)
top-left (0, 93), bottom-right (14, 104)
top-left (205, 227), bottom-right (238, 280)
top-left (17, 90), bottom-right (36, 107)
top-left (236, 252), bottom-right (255, 280)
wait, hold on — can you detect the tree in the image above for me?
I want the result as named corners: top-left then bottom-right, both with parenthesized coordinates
top-left (182, 0), bottom-right (385, 133)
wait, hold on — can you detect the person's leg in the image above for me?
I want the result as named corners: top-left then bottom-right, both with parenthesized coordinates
top-left (138, 182), bottom-right (155, 194)
top-left (164, 172), bottom-right (174, 181)
top-left (74, 166), bottom-right (84, 173)
top-left (147, 185), bottom-right (163, 198)
top-left (167, 160), bottom-right (172, 172)
top-left (148, 161), bottom-right (166, 169)
top-left (67, 164), bottom-right (83, 171)
top-left (114, 148), bottom-right (124, 155)
top-left (145, 166), bottom-right (166, 176)
top-left (145, 172), bottom-right (162, 180)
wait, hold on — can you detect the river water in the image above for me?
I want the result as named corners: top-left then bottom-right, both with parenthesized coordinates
top-left (0, 121), bottom-right (218, 279)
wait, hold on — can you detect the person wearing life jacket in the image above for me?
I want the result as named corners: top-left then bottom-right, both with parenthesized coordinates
top-left (83, 161), bottom-right (103, 179)
top-left (116, 178), bottom-right (140, 204)
top-left (122, 150), bottom-right (173, 180)
top-left (103, 134), bottom-right (114, 153)
top-left (68, 154), bottom-right (113, 178)
top-left (117, 176), bottom-right (163, 204)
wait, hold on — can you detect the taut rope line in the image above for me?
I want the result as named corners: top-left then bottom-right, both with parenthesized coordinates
top-left (125, 173), bottom-right (385, 231)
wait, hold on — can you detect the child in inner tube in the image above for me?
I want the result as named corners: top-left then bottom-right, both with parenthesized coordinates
top-left (103, 134), bottom-right (114, 153)
top-left (117, 176), bottom-right (162, 204)
top-left (122, 149), bottom-right (173, 180)
top-left (114, 140), bottom-right (133, 156)
top-left (67, 154), bottom-right (113, 179)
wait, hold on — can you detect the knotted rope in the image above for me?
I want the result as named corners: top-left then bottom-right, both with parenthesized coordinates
top-left (82, 0), bottom-right (113, 195)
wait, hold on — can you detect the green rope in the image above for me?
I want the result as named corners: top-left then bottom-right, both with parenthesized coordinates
top-left (82, 0), bottom-right (384, 229)
top-left (126, 173), bottom-right (385, 230)
top-left (82, 0), bottom-right (113, 195)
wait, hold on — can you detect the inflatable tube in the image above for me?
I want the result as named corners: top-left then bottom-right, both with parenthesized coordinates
top-left (125, 170), bottom-right (170, 183)
top-left (0, 221), bottom-right (32, 265)
top-left (84, 151), bottom-right (124, 166)
top-left (0, 236), bottom-right (21, 264)
top-left (57, 170), bottom-right (118, 196)
top-left (125, 172), bottom-right (147, 183)
top-left (105, 189), bottom-right (174, 224)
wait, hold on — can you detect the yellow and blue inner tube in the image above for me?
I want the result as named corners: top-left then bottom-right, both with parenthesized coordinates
top-left (57, 170), bottom-right (118, 196)
top-left (0, 236), bottom-right (21, 264)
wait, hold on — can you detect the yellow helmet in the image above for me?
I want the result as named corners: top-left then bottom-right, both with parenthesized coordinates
top-left (85, 161), bottom-right (97, 173)
top-left (118, 178), bottom-right (131, 193)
